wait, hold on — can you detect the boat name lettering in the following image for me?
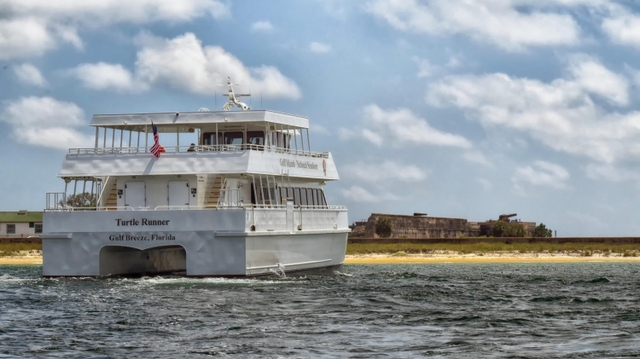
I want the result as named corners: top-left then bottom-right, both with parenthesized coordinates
top-left (280, 159), bottom-right (296, 167)
top-left (279, 158), bottom-right (319, 170)
top-left (108, 234), bottom-right (176, 241)
top-left (115, 218), bottom-right (170, 226)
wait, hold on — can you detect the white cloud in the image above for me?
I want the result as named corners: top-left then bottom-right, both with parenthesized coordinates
top-left (311, 124), bottom-right (330, 136)
top-left (309, 42), bottom-right (331, 53)
top-left (135, 32), bottom-right (300, 99)
top-left (512, 161), bottom-right (570, 190)
top-left (251, 21), bottom-right (274, 32)
top-left (0, 97), bottom-right (93, 149)
top-left (0, 18), bottom-right (57, 60)
top-left (68, 32), bottom-right (301, 100)
top-left (13, 64), bottom-right (48, 87)
top-left (361, 104), bottom-right (472, 148)
top-left (602, 9), bottom-right (640, 49)
top-left (568, 55), bottom-right (629, 105)
top-left (0, 0), bottom-right (229, 60)
top-left (69, 62), bottom-right (144, 92)
top-left (413, 56), bottom-right (438, 78)
top-left (365, 0), bottom-right (583, 51)
top-left (427, 56), bottom-right (640, 164)
top-left (337, 127), bottom-right (357, 140)
top-left (341, 186), bottom-right (379, 203)
top-left (446, 55), bottom-right (462, 69)
top-left (344, 161), bottom-right (428, 183)
top-left (462, 151), bottom-right (493, 168)
top-left (584, 163), bottom-right (640, 183)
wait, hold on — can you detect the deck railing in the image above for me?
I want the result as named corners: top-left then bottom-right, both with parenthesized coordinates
top-left (68, 145), bottom-right (329, 158)
top-left (44, 203), bottom-right (347, 212)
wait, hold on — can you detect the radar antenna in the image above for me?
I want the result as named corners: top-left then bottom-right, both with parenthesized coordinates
top-left (219, 77), bottom-right (251, 111)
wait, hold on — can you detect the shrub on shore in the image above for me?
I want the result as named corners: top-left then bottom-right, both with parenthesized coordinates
top-left (0, 243), bottom-right (42, 257)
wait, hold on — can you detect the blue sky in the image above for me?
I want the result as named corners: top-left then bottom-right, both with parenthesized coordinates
top-left (3, 0), bottom-right (640, 236)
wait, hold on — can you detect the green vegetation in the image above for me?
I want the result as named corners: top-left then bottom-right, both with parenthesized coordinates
top-left (492, 221), bottom-right (526, 237)
top-left (0, 243), bottom-right (42, 257)
top-left (60, 192), bottom-right (97, 208)
top-left (533, 223), bottom-right (553, 238)
top-left (346, 242), bottom-right (640, 255)
top-left (375, 217), bottom-right (392, 238)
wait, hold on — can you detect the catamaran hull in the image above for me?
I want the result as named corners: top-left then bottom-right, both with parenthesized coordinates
top-left (42, 210), bottom-right (348, 277)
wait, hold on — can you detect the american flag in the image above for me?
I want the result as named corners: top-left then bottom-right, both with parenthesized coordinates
top-left (150, 122), bottom-right (161, 157)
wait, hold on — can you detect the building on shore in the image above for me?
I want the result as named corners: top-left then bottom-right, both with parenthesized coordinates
top-left (349, 213), bottom-right (536, 239)
top-left (0, 211), bottom-right (43, 239)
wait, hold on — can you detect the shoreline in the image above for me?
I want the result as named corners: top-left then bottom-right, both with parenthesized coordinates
top-left (2, 252), bottom-right (640, 265)
top-left (344, 253), bottom-right (640, 264)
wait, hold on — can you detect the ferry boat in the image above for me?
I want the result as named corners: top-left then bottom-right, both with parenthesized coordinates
top-left (42, 79), bottom-right (349, 277)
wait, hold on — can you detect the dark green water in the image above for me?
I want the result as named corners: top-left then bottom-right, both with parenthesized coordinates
top-left (1, 263), bottom-right (639, 358)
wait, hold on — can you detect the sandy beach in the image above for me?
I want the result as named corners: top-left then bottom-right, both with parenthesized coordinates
top-left (2, 251), bottom-right (640, 265)
top-left (345, 252), bottom-right (640, 264)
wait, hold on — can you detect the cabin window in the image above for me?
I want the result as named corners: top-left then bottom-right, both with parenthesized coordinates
top-left (247, 131), bottom-right (264, 147)
top-left (318, 189), bottom-right (327, 206)
top-left (35, 224), bottom-right (43, 234)
top-left (271, 132), bottom-right (291, 149)
top-left (256, 187), bottom-right (277, 205)
top-left (224, 132), bottom-right (243, 145)
top-left (294, 188), bottom-right (301, 205)
top-left (6, 224), bottom-right (15, 234)
top-left (277, 187), bottom-right (328, 206)
top-left (202, 132), bottom-right (222, 146)
top-left (279, 187), bottom-right (292, 203)
top-left (306, 188), bottom-right (314, 206)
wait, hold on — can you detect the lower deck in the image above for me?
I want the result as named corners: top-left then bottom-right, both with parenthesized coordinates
top-left (42, 207), bottom-right (349, 277)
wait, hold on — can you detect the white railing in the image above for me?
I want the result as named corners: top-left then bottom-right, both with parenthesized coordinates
top-left (67, 145), bottom-right (330, 158)
top-left (44, 200), bottom-right (347, 216)
top-left (96, 176), bottom-right (110, 208)
top-left (249, 206), bottom-right (349, 232)
top-left (45, 192), bottom-right (67, 210)
top-left (218, 188), bottom-right (243, 208)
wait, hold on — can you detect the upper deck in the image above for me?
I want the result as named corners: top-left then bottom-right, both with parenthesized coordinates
top-left (90, 110), bottom-right (309, 130)
top-left (60, 110), bottom-right (338, 180)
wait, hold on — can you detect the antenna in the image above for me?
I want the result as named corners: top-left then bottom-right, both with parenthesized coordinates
top-left (218, 76), bottom-right (251, 111)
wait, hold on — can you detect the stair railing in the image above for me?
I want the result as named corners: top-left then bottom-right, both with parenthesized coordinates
top-left (96, 176), bottom-right (111, 210)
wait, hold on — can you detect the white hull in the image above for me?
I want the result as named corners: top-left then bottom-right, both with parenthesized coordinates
top-left (42, 209), bottom-right (348, 277)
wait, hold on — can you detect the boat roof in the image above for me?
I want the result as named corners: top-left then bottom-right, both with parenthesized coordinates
top-left (90, 110), bottom-right (309, 130)
top-left (0, 210), bottom-right (43, 223)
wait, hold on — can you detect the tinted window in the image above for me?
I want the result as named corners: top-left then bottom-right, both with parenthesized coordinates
top-left (224, 132), bottom-right (243, 145)
top-left (307, 188), bottom-right (314, 206)
top-left (294, 188), bottom-right (301, 205)
top-left (202, 132), bottom-right (222, 146)
top-left (247, 131), bottom-right (264, 146)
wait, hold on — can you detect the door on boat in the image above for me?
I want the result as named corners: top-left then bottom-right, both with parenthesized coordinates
top-left (125, 182), bottom-right (146, 209)
top-left (168, 181), bottom-right (189, 207)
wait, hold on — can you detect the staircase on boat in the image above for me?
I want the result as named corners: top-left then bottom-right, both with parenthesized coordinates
top-left (204, 175), bottom-right (224, 208)
top-left (105, 182), bottom-right (118, 210)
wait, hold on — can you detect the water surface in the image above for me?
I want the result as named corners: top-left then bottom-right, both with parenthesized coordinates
top-left (1, 263), bottom-right (639, 358)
